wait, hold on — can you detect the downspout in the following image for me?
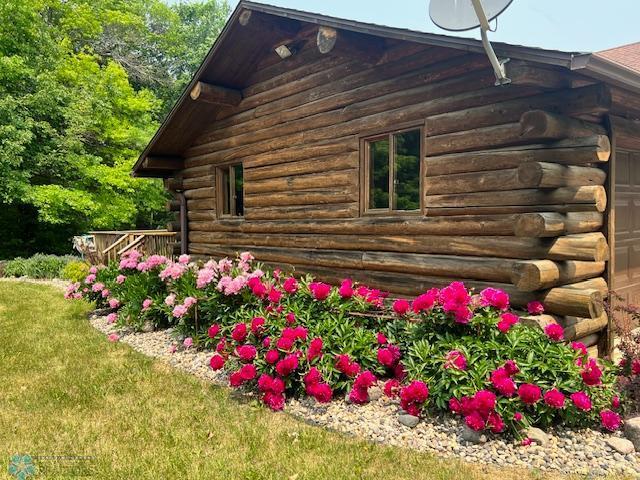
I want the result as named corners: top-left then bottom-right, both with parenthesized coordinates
top-left (177, 191), bottom-right (188, 256)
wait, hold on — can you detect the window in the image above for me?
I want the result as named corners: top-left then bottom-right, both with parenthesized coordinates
top-left (217, 163), bottom-right (244, 217)
top-left (363, 128), bottom-right (422, 213)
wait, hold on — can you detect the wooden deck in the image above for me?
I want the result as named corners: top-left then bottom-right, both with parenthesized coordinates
top-left (90, 230), bottom-right (177, 264)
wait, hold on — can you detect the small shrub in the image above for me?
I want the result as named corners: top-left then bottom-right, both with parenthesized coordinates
top-left (4, 254), bottom-right (80, 279)
top-left (61, 260), bottom-right (91, 283)
top-left (65, 251), bottom-right (623, 436)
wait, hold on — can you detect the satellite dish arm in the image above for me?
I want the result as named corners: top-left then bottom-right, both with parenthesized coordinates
top-left (471, 0), bottom-right (511, 85)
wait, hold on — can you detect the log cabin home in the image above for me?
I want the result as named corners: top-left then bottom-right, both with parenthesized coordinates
top-left (132, 1), bottom-right (640, 356)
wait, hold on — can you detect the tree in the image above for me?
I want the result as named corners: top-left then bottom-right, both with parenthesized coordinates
top-left (0, 0), bottom-right (229, 258)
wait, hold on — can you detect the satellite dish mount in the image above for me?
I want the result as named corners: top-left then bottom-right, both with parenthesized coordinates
top-left (429, 0), bottom-right (514, 86)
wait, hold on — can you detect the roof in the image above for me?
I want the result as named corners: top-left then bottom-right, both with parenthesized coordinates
top-left (597, 42), bottom-right (640, 73)
top-left (133, 0), bottom-right (640, 177)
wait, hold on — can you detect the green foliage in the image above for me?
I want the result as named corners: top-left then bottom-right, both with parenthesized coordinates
top-left (4, 253), bottom-right (79, 278)
top-left (0, 0), bottom-right (229, 258)
top-left (61, 260), bottom-right (90, 282)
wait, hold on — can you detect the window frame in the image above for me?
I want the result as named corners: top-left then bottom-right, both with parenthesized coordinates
top-left (359, 123), bottom-right (425, 216)
top-left (215, 162), bottom-right (244, 219)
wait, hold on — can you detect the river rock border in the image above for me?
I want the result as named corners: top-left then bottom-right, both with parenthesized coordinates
top-left (89, 313), bottom-right (640, 478)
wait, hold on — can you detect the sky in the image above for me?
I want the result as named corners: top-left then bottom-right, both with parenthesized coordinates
top-left (216, 0), bottom-right (640, 53)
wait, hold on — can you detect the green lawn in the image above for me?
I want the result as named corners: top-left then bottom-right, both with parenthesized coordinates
top-left (0, 281), bottom-right (567, 479)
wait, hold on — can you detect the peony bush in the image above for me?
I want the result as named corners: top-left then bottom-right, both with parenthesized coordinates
top-left (66, 250), bottom-right (623, 436)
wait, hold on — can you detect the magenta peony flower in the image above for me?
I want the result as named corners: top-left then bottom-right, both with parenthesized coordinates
top-left (276, 336), bottom-right (294, 351)
top-left (570, 391), bottom-right (592, 411)
top-left (377, 348), bottom-right (396, 368)
top-left (518, 383), bottom-right (542, 405)
top-left (275, 354), bottom-right (299, 376)
top-left (338, 278), bottom-right (354, 298)
top-left (285, 312), bottom-right (296, 325)
top-left (612, 396), bottom-right (621, 409)
top-left (544, 324), bottom-right (564, 341)
top-left (392, 299), bottom-right (411, 316)
top-left (497, 312), bottom-right (519, 333)
top-left (526, 300), bottom-right (545, 315)
top-left (335, 354), bottom-right (361, 377)
top-left (239, 363), bottom-right (257, 381)
top-left (231, 323), bottom-right (248, 343)
top-left (504, 360), bottom-right (519, 376)
top-left (282, 277), bottom-right (298, 294)
top-left (209, 354), bottom-right (225, 370)
top-left (229, 371), bottom-right (244, 387)
top-left (491, 368), bottom-right (516, 397)
top-left (632, 359), bottom-right (640, 375)
top-left (304, 367), bottom-right (322, 387)
top-left (521, 438), bottom-right (532, 446)
top-left (384, 379), bottom-right (401, 398)
top-left (480, 287), bottom-right (510, 311)
top-left (377, 332), bottom-right (388, 345)
top-left (216, 338), bottom-right (227, 353)
top-left (600, 409), bottom-right (622, 431)
top-left (309, 281), bottom-right (332, 300)
top-left (349, 386), bottom-right (369, 404)
top-left (265, 349), bottom-right (279, 364)
top-left (312, 383), bottom-right (332, 403)
top-left (237, 345), bottom-right (257, 362)
top-left (250, 317), bottom-right (265, 335)
top-left (581, 358), bottom-right (603, 386)
top-left (543, 388), bottom-right (565, 409)
top-left (465, 412), bottom-right (485, 431)
top-left (474, 390), bottom-right (496, 415)
top-left (411, 288), bottom-right (439, 313)
top-left (449, 398), bottom-right (462, 414)
top-left (513, 412), bottom-right (523, 421)
top-left (268, 287), bottom-right (282, 304)
top-left (571, 341), bottom-right (587, 356)
top-left (399, 381), bottom-right (429, 417)
top-left (487, 411), bottom-right (505, 433)
top-left (443, 350), bottom-right (467, 370)
top-left (207, 324), bottom-right (220, 339)
top-left (307, 338), bottom-right (323, 361)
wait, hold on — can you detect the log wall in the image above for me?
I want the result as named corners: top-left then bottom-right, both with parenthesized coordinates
top-left (165, 39), bottom-right (613, 353)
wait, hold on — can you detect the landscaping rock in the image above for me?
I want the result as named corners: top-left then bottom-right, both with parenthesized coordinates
top-left (607, 437), bottom-right (635, 455)
top-left (624, 417), bottom-right (640, 450)
top-left (398, 414), bottom-right (420, 428)
top-left (141, 321), bottom-right (155, 333)
top-left (368, 386), bottom-right (383, 402)
top-left (461, 425), bottom-right (487, 444)
top-left (526, 427), bottom-right (549, 445)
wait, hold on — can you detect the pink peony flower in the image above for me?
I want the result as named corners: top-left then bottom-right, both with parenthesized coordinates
top-left (89, 266), bottom-right (98, 274)
top-left (237, 344), bottom-right (257, 362)
top-left (543, 388), bottom-right (565, 409)
top-left (392, 299), bottom-right (411, 316)
top-left (159, 262), bottom-right (186, 281)
top-left (338, 278), bottom-right (354, 298)
top-left (164, 294), bottom-right (176, 306)
top-left (570, 392), bottom-right (592, 411)
top-left (92, 282), bottom-right (104, 293)
top-left (196, 268), bottom-right (216, 289)
top-left (581, 358), bottom-right (603, 386)
top-left (85, 273), bottom-right (96, 284)
top-left (116, 274), bottom-right (126, 284)
top-left (544, 324), bottom-right (564, 341)
top-left (411, 288), bottom-right (439, 313)
top-left (600, 409), bottom-right (622, 431)
top-left (282, 277), bottom-right (298, 294)
top-left (108, 333), bottom-right (120, 342)
top-left (309, 281), bottom-right (332, 301)
top-left (172, 304), bottom-right (188, 318)
top-left (231, 323), bottom-right (248, 343)
top-left (518, 383), bottom-right (542, 405)
top-left (106, 313), bottom-right (117, 324)
top-left (108, 298), bottom-right (120, 309)
top-left (527, 301), bottom-right (545, 315)
top-left (443, 350), bottom-right (467, 370)
top-left (142, 298), bottom-right (153, 310)
top-left (183, 337), bottom-right (193, 348)
top-left (480, 287), bottom-right (510, 311)
top-left (265, 349), bottom-right (280, 364)
top-left (207, 324), bottom-right (220, 338)
top-left (183, 297), bottom-right (197, 308)
top-left (209, 354), bottom-right (225, 370)
top-left (497, 312), bottom-right (519, 333)
top-left (178, 254), bottom-right (190, 264)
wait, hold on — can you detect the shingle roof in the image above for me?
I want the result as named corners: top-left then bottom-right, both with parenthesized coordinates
top-left (597, 42), bottom-right (640, 73)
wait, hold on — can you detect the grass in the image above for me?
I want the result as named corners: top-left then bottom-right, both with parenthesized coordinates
top-left (0, 281), bottom-right (601, 479)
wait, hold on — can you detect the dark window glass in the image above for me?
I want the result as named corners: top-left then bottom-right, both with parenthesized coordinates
top-left (234, 164), bottom-right (244, 216)
top-left (393, 130), bottom-right (421, 210)
top-left (368, 138), bottom-right (389, 209)
top-left (219, 163), bottom-right (243, 217)
top-left (221, 167), bottom-right (231, 215)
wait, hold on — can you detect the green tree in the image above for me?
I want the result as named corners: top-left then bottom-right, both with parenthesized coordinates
top-left (0, 0), bottom-right (229, 258)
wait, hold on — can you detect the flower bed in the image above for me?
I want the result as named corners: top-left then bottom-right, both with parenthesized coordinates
top-left (66, 251), bottom-right (623, 437)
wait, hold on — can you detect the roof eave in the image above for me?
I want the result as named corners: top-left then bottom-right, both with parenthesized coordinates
top-left (571, 53), bottom-right (640, 95)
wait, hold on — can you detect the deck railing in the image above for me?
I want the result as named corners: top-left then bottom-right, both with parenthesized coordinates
top-left (90, 230), bottom-right (177, 264)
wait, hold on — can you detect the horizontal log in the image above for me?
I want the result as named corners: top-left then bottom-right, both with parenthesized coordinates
top-left (520, 110), bottom-right (606, 138)
top-left (243, 137), bottom-right (359, 169)
top-left (244, 203), bottom-right (359, 221)
top-left (559, 313), bottom-right (608, 340)
top-left (182, 175), bottom-right (215, 190)
top-left (426, 204), bottom-right (603, 216)
top-left (514, 212), bottom-right (603, 237)
top-left (244, 153), bottom-right (358, 181)
top-left (425, 186), bottom-right (606, 212)
top-left (189, 215), bottom-right (521, 236)
top-left (424, 135), bottom-right (611, 176)
top-left (610, 115), bottom-right (640, 150)
top-left (187, 232), bottom-right (607, 261)
top-left (184, 187), bottom-right (215, 200)
top-left (511, 260), bottom-right (605, 291)
top-left (426, 83), bottom-right (611, 136)
top-left (187, 210), bottom-right (216, 221)
top-left (575, 333), bottom-right (600, 348)
top-left (540, 281), bottom-right (604, 318)
top-left (517, 162), bottom-right (606, 188)
top-left (187, 198), bottom-right (215, 211)
top-left (244, 170), bottom-right (357, 195)
top-left (182, 164), bottom-right (215, 179)
top-left (244, 187), bottom-right (358, 207)
top-left (506, 61), bottom-right (574, 90)
top-left (190, 81), bottom-right (243, 106)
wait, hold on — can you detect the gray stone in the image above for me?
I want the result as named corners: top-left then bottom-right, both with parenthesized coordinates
top-left (141, 321), bottom-right (154, 333)
top-left (527, 427), bottom-right (549, 445)
top-left (607, 437), bottom-right (636, 455)
top-left (368, 386), bottom-right (383, 401)
top-left (398, 414), bottom-right (420, 428)
top-left (461, 425), bottom-right (487, 444)
top-left (624, 416), bottom-right (640, 450)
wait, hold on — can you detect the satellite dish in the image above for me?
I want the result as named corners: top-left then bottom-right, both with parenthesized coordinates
top-left (429, 0), bottom-right (514, 32)
top-left (428, 0), bottom-right (514, 85)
